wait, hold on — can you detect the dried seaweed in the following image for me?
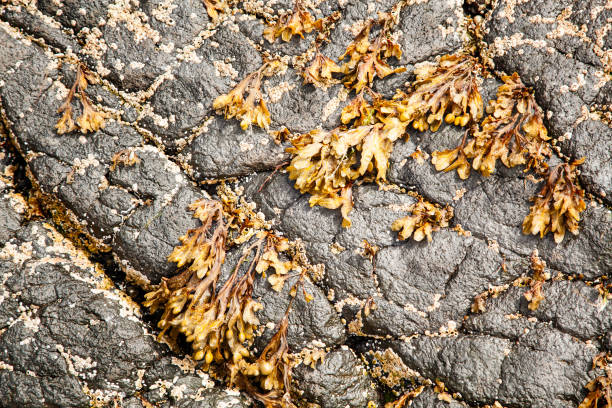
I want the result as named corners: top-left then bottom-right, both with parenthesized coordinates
top-left (286, 117), bottom-right (406, 227)
top-left (434, 380), bottom-right (453, 403)
top-left (110, 149), bottom-right (140, 171)
top-left (579, 353), bottom-right (612, 408)
top-left (403, 53), bottom-right (484, 132)
top-left (522, 159), bottom-right (586, 243)
top-left (143, 189), bottom-right (316, 407)
top-left (213, 61), bottom-right (282, 130)
top-left (523, 250), bottom-right (548, 310)
top-left (203, 0), bottom-right (229, 20)
top-left (467, 74), bottom-right (550, 176)
top-left (303, 50), bottom-right (342, 87)
top-left (391, 197), bottom-right (453, 242)
top-left (385, 386), bottom-right (425, 408)
top-left (338, 8), bottom-right (405, 92)
top-left (56, 64), bottom-right (107, 134)
top-left (264, 1), bottom-right (320, 43)
top-left (433, 72), bottom-right (550, 179)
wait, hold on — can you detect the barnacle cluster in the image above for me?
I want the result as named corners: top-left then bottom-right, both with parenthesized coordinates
top-left (579, 353), bottom-right (612, 408)
top-left (56, 64), bottom-right (107, 134)
top-left (143, 191), bottom-right (309, 406)
top-left (213, 61), bottom-right (283, 130)
top-left (263, 0), bottom-right (320, 43)
top-left (522, 159), bottom-right (586, 243)
top-left (433, 73), bottom-right (550, 179)
top-left (391, 197), bottom-right (453, 242)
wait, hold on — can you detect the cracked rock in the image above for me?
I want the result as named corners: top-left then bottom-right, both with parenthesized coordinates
top-left (1, 0), bottom-right (611, 407)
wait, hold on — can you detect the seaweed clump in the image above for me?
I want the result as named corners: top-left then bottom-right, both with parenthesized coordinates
top-left (579, 353), bottom-right (612, 408)
top-left (213, 61), bottom-right (283, 130)
top-left (264, 1), bottom-right (320, 43)
top-left (391, 197), bottom-right (453, 242)
top-left (285, 52), bottom-right (481, 229)
top-left (144, 188), bottom-right (311, 407)
top-left (403, 54), bottom-right (484, 132)
top-left (337, 7), bottom-right (405, 93)
top-left (522, 159), bottom-right (586, 243)
top-left (432, 73), bottom-right (550, 179)
top-left (285, 51), bottom-right (588, 244)
top-left (56, 63), bottom-right (107, 134)
top-left (286, 115), bottom-right (406, 227)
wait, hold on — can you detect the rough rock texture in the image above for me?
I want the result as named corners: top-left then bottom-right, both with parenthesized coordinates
top-left (293, 347), bottom-right (379, 408)
top-left (485, 0), bottom-right (612, 201)
top-left (0, 133), bottom-right (250, 407)
top-left (0, 0), bottom-right (611, 407)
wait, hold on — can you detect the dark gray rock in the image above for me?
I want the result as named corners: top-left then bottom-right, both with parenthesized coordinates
top-left (393, 325), bottom-right (596, 408)
top-left (36, 0), bottom-right (209, 92)
top-left (0, 174), bottom-right (23, 245)
top-left (293, 347), bottom-right (380, 408)
top-left (179, 117), bottom-right (288, 180)
top-left (2, 0), bottom-right (612, 407)
top-left (265, 67), bottom-right (345, 133)
top-left (0, 220), bottom-right (250, 408)
top-left (484, 0), bottom-right (612, 200)
top-left (465, 279), bottom-right (612, 342)
top-left (141, 24), bottom-right (263, 148)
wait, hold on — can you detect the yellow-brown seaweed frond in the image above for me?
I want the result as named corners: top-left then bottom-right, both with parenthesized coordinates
top-left (522, 159), bottom-right (586, 243)
top-left (213, 61), bottom-right (283, 130)
top-left (286, 118), bottom-right (407, 227)
top-left (523, 249), bottom-right (548, 310)
top-left (579, 353), bottom-right (612, 408)
top-left (403, 53), bottom-right (484, 132)
top-left (264, 1), bottom-right (320, 43)
top-left (391, 197), bottom-right (453, 242)
top-left (143, 195), bottom-right (306, 407)
top-left (110, 148), bottom-right (140, 171)
top-left (303, 51), bottom-right (342, 87)
top-left (56, 64), bottom-right (107, 135)
top-left (384, 386), bottom-right (425, 408)
top-left (464, 72), bottom-right (550, 177)
top-left (203, 0), bottom-right (229, 21)
top-left (338, 10), bottom-right (405, 93)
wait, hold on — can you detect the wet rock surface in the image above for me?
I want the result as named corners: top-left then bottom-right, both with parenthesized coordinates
top-left (485, 0), bottom-right (612, 201)
top-left (0, 0), bottom-right (611, 407)
top-left (0, 139), bottom-right (251, 406)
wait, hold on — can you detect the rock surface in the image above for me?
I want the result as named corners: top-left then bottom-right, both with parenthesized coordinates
top-left (0, 0), bottom-right (611, 407)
